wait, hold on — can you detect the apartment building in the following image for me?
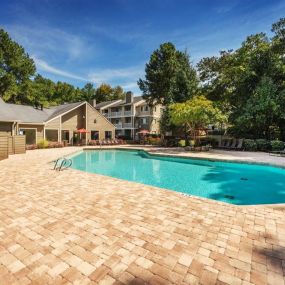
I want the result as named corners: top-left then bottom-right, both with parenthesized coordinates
top-left (94, 92), bottom-right (163, 139)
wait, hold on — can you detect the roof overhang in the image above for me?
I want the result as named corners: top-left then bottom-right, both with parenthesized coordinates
top-left (44, 101), bottom-right (86, 124)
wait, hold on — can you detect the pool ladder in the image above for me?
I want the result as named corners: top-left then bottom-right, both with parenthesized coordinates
top-left (53, 158), bottom-right (73, 171)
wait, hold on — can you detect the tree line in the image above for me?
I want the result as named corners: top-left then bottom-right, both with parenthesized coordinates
top-left (138, 18), bottom-right (285, 141)
top-left (1, 18), bottom-right (285, 140)
top-left (0, 28), bottom-right (125, 106)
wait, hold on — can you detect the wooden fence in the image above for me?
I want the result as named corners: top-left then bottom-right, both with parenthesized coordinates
top-left (0, 136), bottom-right (9, 160)
top-left (0, 135), bottom-right (26, 161)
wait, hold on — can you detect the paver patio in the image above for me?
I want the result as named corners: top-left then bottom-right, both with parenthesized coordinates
top-left (0, 146), bottom-right (285, 285)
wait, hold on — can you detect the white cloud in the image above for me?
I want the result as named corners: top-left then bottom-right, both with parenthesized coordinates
top-left (33, 56), bottom-right (143, 93)
top-left (87, 66), bottom-right (144, 85)
top-left (33, 57), bottom-right (88, 82)
top-left (4, 24), bottom-right (91, 62)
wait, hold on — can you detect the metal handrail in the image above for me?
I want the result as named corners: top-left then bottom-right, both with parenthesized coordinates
top-left (53, 158), bottom-right (72, 171)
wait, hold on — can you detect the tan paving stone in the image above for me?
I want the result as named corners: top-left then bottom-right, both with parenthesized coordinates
top-left (0, 146), bottom-right (285, 284)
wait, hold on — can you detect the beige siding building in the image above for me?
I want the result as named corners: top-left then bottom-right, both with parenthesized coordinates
top-left (0, 98), bottom-right (115, 145)
top-left (95, 92), bottom-right (163, 139)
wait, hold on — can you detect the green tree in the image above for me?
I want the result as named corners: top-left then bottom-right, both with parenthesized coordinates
top-left (30, 74), bottom-right (56, 106)
top-left (53, 82), bottom-right (77, 104)
top-left (80, 83), bottom-right (95, 101)
top-left (169, 96), bottom-right (225, 144)
top-left (138, 42), bottom-right (198, 106)
top-left (95, 83), bottom-right (113, 103)
top-left (110, 85), bottom-right (125, 101)
top-left (95, 83), bottom-right (125, 103)
top-left (198, 18), bottom-right (285, 139)
top-left (232, 77), bottom-right (285, 140)
top-left (0, 28), bottom-right (36, 103)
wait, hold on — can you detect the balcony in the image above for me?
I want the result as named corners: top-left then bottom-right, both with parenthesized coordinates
top-left (124, 110), bottom-right (132, 116)
top-left (123, 123), bottom-right (132, 128)
top-left (110, 111), bottom-right (122, 117)
top-left (114, 123), bottom-right (123, 129)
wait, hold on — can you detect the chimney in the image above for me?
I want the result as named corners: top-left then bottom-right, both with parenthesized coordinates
top-left (125, 91), bottom-right (133, 104)
top-left (90, 99), bottom-right (96, 107)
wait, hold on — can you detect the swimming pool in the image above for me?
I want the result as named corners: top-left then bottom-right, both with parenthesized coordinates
top-left (70, 149), bottom-right (285, 205)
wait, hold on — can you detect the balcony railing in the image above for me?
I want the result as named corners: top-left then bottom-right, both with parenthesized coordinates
top-left (114, 123), bottom-right (123, 128)
top-left (123, 123), bottom-right (132, 128)
top-left (124, 110), bottom-right (132, 116)
top-left (110, 111), bottom-right (122, 117)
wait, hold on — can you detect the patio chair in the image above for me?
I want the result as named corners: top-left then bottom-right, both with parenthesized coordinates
top-left (222, 139), bottom-right (231, 149)
top-left (235, 139), bottom-right (244, 150)
top-left (269, 148), bottom-right (285, 156)
top-left (225, 139), bottom-right (237, 150)
top-left (216, 139), bottom-right (226, 149)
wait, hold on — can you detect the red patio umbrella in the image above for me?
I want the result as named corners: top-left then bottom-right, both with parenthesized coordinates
top-left (137, 129), bottom-right (150, 135)
top-left (75, 128), bottom-right (90, 133)
top-left (74, 128), bottom-right (90, 145)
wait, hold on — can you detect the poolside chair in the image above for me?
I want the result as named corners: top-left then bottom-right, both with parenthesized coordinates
top-left (222, 139), bottom-right (231, 149)
top-left (269, 148), bottom-right (285, 156)
top-left (235, 139), bottom-right (244, 150)
top-left (225, 139), bottom-right (237, 150)
top-left (216, 139), bottom-right (226, 149)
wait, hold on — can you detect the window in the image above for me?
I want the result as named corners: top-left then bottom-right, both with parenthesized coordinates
top-left (20, 128), bottom-right (36, 145)
top-left (141, 105), bottom-right (149, 112)
top-left (45, 129), bottom-right (59, 142)
top-left (140, 118), bottom-right (147, 125)
top-left (91, 131), bottom-right (99, 140)
top-left (105, 131), bottom-right (112, 139)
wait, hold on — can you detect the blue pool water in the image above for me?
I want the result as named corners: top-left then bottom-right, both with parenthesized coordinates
top-left (70, 150), bottom-right (285, 205)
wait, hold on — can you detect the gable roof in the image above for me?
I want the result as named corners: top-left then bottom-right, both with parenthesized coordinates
top-left (96, 96), bottom-right (144, 109)
top-left (95, 99), bottom-right (121, 109)
top-left (0, 98), bottom-right (85, 124)
top-left (45, 102), bottom-right (84, 122)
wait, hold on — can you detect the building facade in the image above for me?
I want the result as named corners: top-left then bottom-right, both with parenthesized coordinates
top-left (95, 92), bottom-right (163, 139)
top-left (0, 98), bottom-right (115, 145)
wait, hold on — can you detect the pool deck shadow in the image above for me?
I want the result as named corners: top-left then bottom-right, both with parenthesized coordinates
top-left (0, 146), bottom-right (285, 284)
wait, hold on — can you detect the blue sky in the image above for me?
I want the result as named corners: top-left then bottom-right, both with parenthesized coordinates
top-left (0, 0), bottom-right (284, 94)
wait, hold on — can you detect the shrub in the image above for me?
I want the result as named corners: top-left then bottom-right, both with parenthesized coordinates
top-left (37, 139), bottom-right (49, 149)
top-left (26, 144), bottom-right (37, 150)
top-left (147, 137), bottom-right (161, 145)
top-left (270, 140), bottom-right (285, 151)
top-left (243, 139), bottom-right (257, 151)
top-left (255, 139), bottom-right (270, 152)
top-left (178, 140), bottom-right (186, 147)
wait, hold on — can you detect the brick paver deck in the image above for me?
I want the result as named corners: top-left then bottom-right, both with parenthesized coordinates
top-left (0, 147), bottom-right (285, 285)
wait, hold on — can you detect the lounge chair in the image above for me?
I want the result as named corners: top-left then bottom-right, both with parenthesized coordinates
top-left (235, 139), bottom-right (244, 150)
top-left (216, 139), bottom-right (226, 149)
top-left (269, 149), bottom-right (285, 156)
top-left (222, 139), bottom-right (231, 149)
top-left (225, 139), bottom-right (237, 150)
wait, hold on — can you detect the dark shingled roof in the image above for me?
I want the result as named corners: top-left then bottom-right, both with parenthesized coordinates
top-left (0, 97), bottom-right (85, 123)
top-left (95, 99), bottom-right (121, 109)
top-left (96, 96), bottom-right (144, 109)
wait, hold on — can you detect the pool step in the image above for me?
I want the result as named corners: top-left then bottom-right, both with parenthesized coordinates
top-left (53, 158), bottom-right (73, 171)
